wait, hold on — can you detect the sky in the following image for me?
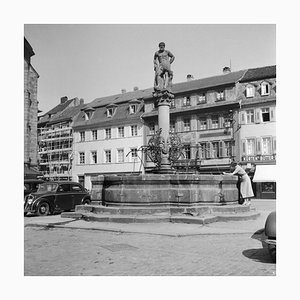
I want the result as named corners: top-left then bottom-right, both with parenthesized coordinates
top-left (24, 24), bottom-right (276, 114)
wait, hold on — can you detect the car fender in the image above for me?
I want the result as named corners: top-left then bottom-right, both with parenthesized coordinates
top-left (32, 196), bottom-right (54, 212)
top-left (265, 211), bottom-right (276, 238)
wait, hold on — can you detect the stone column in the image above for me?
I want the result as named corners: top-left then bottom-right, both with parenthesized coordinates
top-left (154, 90), bottom-right (175, 173)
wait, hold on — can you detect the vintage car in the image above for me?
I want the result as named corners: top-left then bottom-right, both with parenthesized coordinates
top-left (24, 179), bottom-right (44, 197)
top-left (24, 181), bottom-right (91, 216)
top-left (264, 211), bottom-right (276, 262)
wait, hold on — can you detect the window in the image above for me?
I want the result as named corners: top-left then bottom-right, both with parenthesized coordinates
top-left (107, 108), bottom-right (114, 117)
top-left (261, 82), bottom-right (270, 96)
top-left (79, 152), bottom-right (85, 164)
top-left (183, 96), bottom-right (190, 106)
top-left (216, 91), bottom-right (225, 101)
top-left (57, 184), bottom-right (70, 193)
top-left (105, 150), bottom-right (111, 163)
top-left (246, 110), bottom-right (254, 124)
top-left (261, 108), bottom-right (270, 122)
top-left (149, 123), bottom-right (155, 135)
top-left (131, 148), bottom-right (138, 161)
top-left (212, 142), bottom-right (220, 158)
top-left (183, 144), bottom-right (191, 159)
top-left (170, 121), bottom-right (175, 133)
top-left (71, 184), bottom-right (83, 192)
top-left (198, 93), bottom-right (206, 104)
top-left (199, 118), bottom-right (207, 130)
top-left (262, 137), bottom-right (272, 155)
top-left (200, 143), bottom-right (207, 159)
top-left (92, 130), bottom-right (97, 140)
top-left (117, 149), bottom-right (124, 163)
top-left (105, 128), bottom-right (111, 139)
top-left (184, 118), bottom-right (190, 131)
top-left (170, 98), bottom-right (175, 108)
top-left (224, 141), bottom-right (232, 157)
top-left (246, 85), bottom-right (255, 98)
top-left (129, 104), bottom-right (137, 114)
top-left (118, 127), bottom-right (124, 138)
top-left (131, 125), bottom-right (138, 136)
top-left (80, 131), bottom-right (85, 142)
top-left (246, 139), bottom-right (256, 155)
top-left (91, 151), bottom-right (97, 164)
top-left (211, 116), bottom-right (219, 129)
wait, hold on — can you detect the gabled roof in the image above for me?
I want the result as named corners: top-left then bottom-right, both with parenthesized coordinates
top-left (38, 99), bottom-right (76, 125)
top-left (239, 65), bottom-right (276, 82)
top-left (48, 104), bottom-right (86, 125)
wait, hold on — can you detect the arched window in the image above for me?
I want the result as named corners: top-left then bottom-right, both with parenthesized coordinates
top-left (261, 82), bottom-right (270, 96)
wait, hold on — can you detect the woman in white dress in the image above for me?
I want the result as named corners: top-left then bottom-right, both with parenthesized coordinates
top-left (224, 162), bottom-right (254, 205)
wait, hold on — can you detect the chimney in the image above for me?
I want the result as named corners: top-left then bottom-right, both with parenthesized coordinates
top-left (133, 86), bottom-right (139, 91)
top-left (73, 97), bottom-right (80, 106)
top-left (60, 96), bottom-right (68, 104)
top-left (121, 89), bottom-right (127, 94)
top-left (186, 74), bottom-right (194, 81)
top-left (80, 98), bottom-right (84, 105)
top-left (223, 66), bottom-right (231, 74)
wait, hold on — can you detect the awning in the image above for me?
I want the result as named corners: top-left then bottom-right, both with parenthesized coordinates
top-left (253, 165), bottom-right (276, 182)
top-left (24, 166), bottom-right (43, 179)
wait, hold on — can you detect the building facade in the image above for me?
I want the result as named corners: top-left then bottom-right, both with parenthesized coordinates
top-left (38, 97), bottom-right (84, 181)
top-left (24, 38), bottom-right (40, 178)
top-left (72, 89), bottom-right (148, 190)
top-left (142, 68), bottom-right (246, 173)
top-left (236, 66), bottom-right (276, 198)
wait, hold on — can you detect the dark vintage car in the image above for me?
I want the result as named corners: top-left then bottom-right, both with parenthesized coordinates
top-left (24, 179), bottom-right (44, 197)
top-left (264, 211), bottom-right (276, 262)
top-left (24, 181), bottom-right (91, 216)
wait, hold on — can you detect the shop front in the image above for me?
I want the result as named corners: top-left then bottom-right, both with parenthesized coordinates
top-left (253, 164), bottom-right (276, 199)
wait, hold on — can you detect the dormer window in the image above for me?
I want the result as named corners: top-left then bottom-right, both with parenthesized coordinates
top-left (82, 106), bottom-right (95, 120)
top-left (106, 103), bottom-right (118, 118)
top-left (261, 82), bottom-right (270, 96)
top-left (107, 108), bottom-right (114, 117)
top-left (246, 85), bottom-right (255, 98)
top-left (128, 99), bottom-right (142, 114)
top-left (129, 104), bottom-right (137, 114)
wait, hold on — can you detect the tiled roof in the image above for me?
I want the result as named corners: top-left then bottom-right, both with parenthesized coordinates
top-left (239, 65), bottom-right (276, 82)
top-left (171, 70), bottom-right (247, 94)
top-left (48, 104), bottom-right (86, 125)
top-left (73, 102), bottom-right (144, 129)
top-left (38, 99), bottom-right (77, 125)
top-left (90, 70), bottom-right (246, 108)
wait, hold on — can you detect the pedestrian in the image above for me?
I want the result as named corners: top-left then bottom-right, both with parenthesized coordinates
top-left (224, 161), bottom-right (254, 205)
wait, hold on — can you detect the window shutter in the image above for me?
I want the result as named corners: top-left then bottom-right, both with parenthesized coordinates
top-left (273, 136), bottom-right (276, 154)
top-left (220, 141), bottom-right (225, 157)
top-left (255, 109), bottom-right (261, 124)
top-left (240, 112), bottom-right (245, 125)
top-left (270, 107), bottom-right (276, 121)
top-left (242, 140), bottom-right (246, 156)
top-left (256, 138), bottom-right (262, 155)
top-left (206, 142), bottom-right (211, 159)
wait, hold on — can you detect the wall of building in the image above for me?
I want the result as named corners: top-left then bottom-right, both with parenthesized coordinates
top-left (24, 59), bottom-right (39, 167)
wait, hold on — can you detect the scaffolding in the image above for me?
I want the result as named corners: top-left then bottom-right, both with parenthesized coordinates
top-left (38, 121), bottom-right (73, 181)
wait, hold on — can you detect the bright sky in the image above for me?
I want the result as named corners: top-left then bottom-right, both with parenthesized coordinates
top-left (24, 24), bottom-right (275, 114)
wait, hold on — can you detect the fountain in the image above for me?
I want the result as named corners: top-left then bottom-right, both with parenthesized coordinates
top-left (62, 42), bottom-right (259, 223)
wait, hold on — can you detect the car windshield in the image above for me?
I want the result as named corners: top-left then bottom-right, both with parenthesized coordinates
top-left (37, 183), bottom-right (58, 193)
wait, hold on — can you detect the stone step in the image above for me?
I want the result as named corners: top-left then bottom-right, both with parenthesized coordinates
top-left (61, 211), bottom-right (260, 224)
top-left (75, 204), bottom-right (251, 216)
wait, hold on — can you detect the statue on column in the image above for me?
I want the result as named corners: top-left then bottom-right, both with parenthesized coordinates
top-left (153, 42), bottom-right (175, 92)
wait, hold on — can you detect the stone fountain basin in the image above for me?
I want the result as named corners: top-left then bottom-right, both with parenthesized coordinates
top-left (101, 174), bottom-right (238, 207)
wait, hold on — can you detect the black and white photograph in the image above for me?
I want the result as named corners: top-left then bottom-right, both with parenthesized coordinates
top-left (2, 0), bottom-right (300, 299)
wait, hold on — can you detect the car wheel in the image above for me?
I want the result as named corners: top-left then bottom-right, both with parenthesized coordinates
top-left (82, 199), bottom-right (91, 205)
top-left (268, 245), bottom-right (276, 263)
top-left (37, 202), bottom-right (50, 216)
